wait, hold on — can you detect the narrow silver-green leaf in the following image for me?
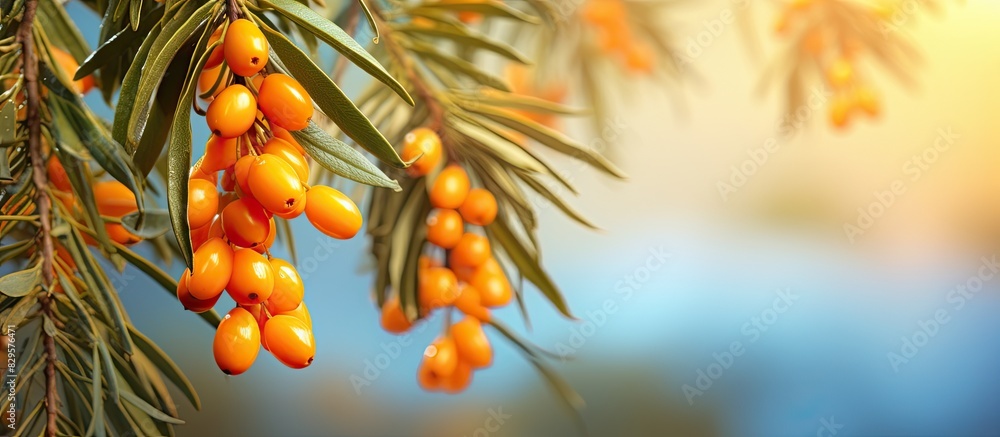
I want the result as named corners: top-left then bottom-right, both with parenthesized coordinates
top-left (0, 263), bottom-right (40, 297)
top-left (129, 326), bottom-right (202, 410)
top-left (488, 218), bottom-right (574, 318)
top-left (291, 122), bottom-right (401, 191)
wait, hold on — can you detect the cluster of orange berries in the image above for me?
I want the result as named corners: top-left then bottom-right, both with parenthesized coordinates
top-left (379, 128), bottom-right (513, 393)
top-left (176, 18), bottom-right (364, 375)
top-left (774, 0), bottom-right (882, 129)
top-left (580, 0), bottom-right (655, 74)
top-left (2, 46), bottom-right (94, 122)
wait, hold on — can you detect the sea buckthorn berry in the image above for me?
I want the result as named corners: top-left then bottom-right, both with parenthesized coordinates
top-left (264, 315), bottom-right (315, 369)
top-left (454, 283), bottom-right (491, 322)
top-left (217, 192), bottom-right (239, 213)
top-left (188, 237), bottom-right (234, 300)
top-left (442, 361), bottom-right (473, 394)
top-left (419, 267), bottom-right (458, 311)
top-left (380, 297), bottom-right (412, 334)
top-left (222, 197), bottom-right (271, 248)
top-left (400, 128), bottom-right (442, 177)
top-left (227, 248), bottom-right (274, 305)
top-left (855, 86), bottom-right (880, 117)
top-left (204, 27), bottom-right (225, 69)
top-left (258, 73), bottom-right (313, 131)
top-left (419, 255), bottom-right (441, 272)
top-left (47, 155), bottom-right (71, 192)
top-left (213, 307), bottom-right (260, 375)
top-left (188, 178), bottom-right (219, 230)
top-left (274, 196), bottom-right (306, 219)
top-left (429, 165), bottom-right (470, 209)
top-left (51, 47), bottom-right (94, 94)
top-left (304, 185), bottom-right (362, 239)
top-left (262, 137), bottom-right (309, 183)
top-left (198, 64), bottom-right (227, 99)
top-left (449, 233), bottom-right (491, 269)
top-left (190, 162), bottom-right (218, 185)
top-left (426, 209), bottom-right (463, 249)
top-left (829, 95), bottom-right (851, 129)
top-left (177, 269), bottom-right (221, 313)
top-left (267, 258), bottom-right (304, 313)
top-left (206, 84), bottom-right (256, 138)
top-left (271, 126), bottom-right (306, 154)
top-left (233, 155), bottom-right (257, 198)
top-left (252, 217), bottom-right (277, 254)
top-left (221, 167), bottom-right (237, 192)
top-left (223, 19), bottom-right (269, 77)
top-left (248, 154), bottom-right (306, 216)
top-left (202, 135), bottom-right (239, 173)
top-left (94, 181), bottom-right (140, 245)
top-left (276, 302), bottom-right (312, 326)
top-left (458, 189), bottom-right (497, 226)
top-left (471, 259), bottom-right (512, 308)
top-left (190, 218), bottom-right (214, 251)
top-left (827, 57), bottom-right (853, 87)
top-left (451, 316), bottom-right (492, 368)
top-left (417, 358), bottom-right (442, 391)
top-left (424, 336), bottom-right (459, 377)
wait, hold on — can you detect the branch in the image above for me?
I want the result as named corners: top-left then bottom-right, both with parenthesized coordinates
top-left (17, 0), bottom-right (59, 435)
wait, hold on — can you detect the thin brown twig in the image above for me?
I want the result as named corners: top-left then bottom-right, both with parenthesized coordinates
top-left (17, 0), bottom-right (58, 435)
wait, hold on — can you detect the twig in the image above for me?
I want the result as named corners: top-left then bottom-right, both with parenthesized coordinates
top-left (17, 0), bottom-right (59, 435)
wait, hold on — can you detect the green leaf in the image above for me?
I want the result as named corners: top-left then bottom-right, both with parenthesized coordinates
top-left (291, 122), bottom-right (401, 191)
top-left (470, 107), bottom-right (627, 179)
top-left (259, 0), bottom-right (412, 106)
top-left (77, 4), bottom-right (164, 80)
top-left (396, 23), bottom-right (531, 64)
top-left (37, 0), bottom-right (93, 61)
top-left (356, 0), bottom-right (380, 44)
top-left (515, 171), bottom-right (599, 230)
top-left (85, 345), bottom-right (105, 437)
top-left (408, 0), bottom-right (541, 24)
top-left (260, 22), bottom-right (407, 169)
top-left (98, 340), bottom-right (120, 403)
top-left (112, 18), bottom-right (164, 147)
top-left (403, 39), bottom-right (509, 91)
top-left (120, 378), bottom-right (186, 424)
top-left (456, 89), bottom-right (587, 117)
top-left (0, 100), bottom-right (16, 146)
top-left (127, 1), bottom-right (217, 146)
top-left (121, 209), bottom-right (171, 238)
top-left (488, 218), bottom-right (574, 318)
top-left (0, 263), bottom-right (40, 297)
top-left (129, 327), bottom-right (202, 410)
top-left (129, 0), bottom-right (142, 31)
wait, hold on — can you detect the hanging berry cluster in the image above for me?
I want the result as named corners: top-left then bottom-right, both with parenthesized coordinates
top-left (175, 18), bottom-right (364, 375)
top-left (580, 0), bottom-right (656, 74)
top-left (774, 0), bottom-right (884, 129)
top-left (378, 128), bottom-right (511, 393)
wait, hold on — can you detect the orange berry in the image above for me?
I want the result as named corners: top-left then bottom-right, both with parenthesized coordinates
top-left (454, 283), bottom-right (491, 322)
top-left (429, 165), bottom-right (470, 209)
top-left (262, 137), bottom-right (309, 183)
top-left (202, 135), bottom-right (239, 173)
top-left (264, 315), bottom-right (315, 369)
top-left (417, 358), bottom-right (442, 391)
top-left (94, 181), bottom-right (140, 245)
top-left (380, 297), bottom-right (412, 334)
top-left (221, 196), bottom-right (271, 248)
top-left (426, 209), bottom-right (463, 249)
top-left (855, 86), bottom-right (880, 117)
top-left (625, 44), bottom-right (655, 74)
top-left (419, 267), bottom-right (459, 310)
top-left (190, 162), bottom-right (218, 184)
top-left (221, 167), bottom-right (237, 192)
top-left (206, 84), bottom-right (256, 138)
top-left (400, 128), bottom-right (442, 177)
top-left (223, 19), bottom-right (269, 77)
top-left (827, 57), bottom-right (853, 87)
top-left (275, 301), bottom-right (312, 326)
top-left (471, 259), bottom-right (512, 308)
top-left (424, 336), bottom-right (458, 377)
top-left (204, 27), bottom-right (225, 69)
top-left (176, 269), bottom-right (221, 312)
top-left (188, 237), bottom-right (234, 300)
top-left (829, 96), bottom-right (852, 129)
top-left (51, 47), bottom-right (93, 94)
top-left (233, 155), bottom-right (256, 198)
top-left (441, 361), bottom-right (473, 393)
top-left (266, 258), bottom-right (303, 313)
top-left (271, 126), bottom-right (306, 154)
top-left (458, 189), bottom-right (497, 226)
top-left (217, 191), bottom-right (239, 213)
top-left (252, 217), bottom-right (277, 254)
top-left (257, 73), bottom-right (312, 131)
top-left (226, 248), bottom-right (274, 305)
top-left (248, 154), bottom-right (306, 216)
top-left (190, 216), bottom-right (215, 250)
top-left (451, 316), bottom-right (492, 368)
top-left (47, 155), bottom-right (71, 192)
top-left (213, 307), bottom-right (260, 375)
top-left (188, 178), bottom-right (218, 230)
top-left (449, 233), bottom-right (491, 269)
top-left (198, 63), bottom-right (228, 99)
top-left (304, 185), bottom-right (362, 239)
top-left (419, 255), bottom-right (441, 271)
top-left (274, 196), bottom-right (306, 220)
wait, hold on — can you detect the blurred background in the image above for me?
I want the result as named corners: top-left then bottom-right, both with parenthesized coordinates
top-left (70, 0), bottom-right (1000, 435)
